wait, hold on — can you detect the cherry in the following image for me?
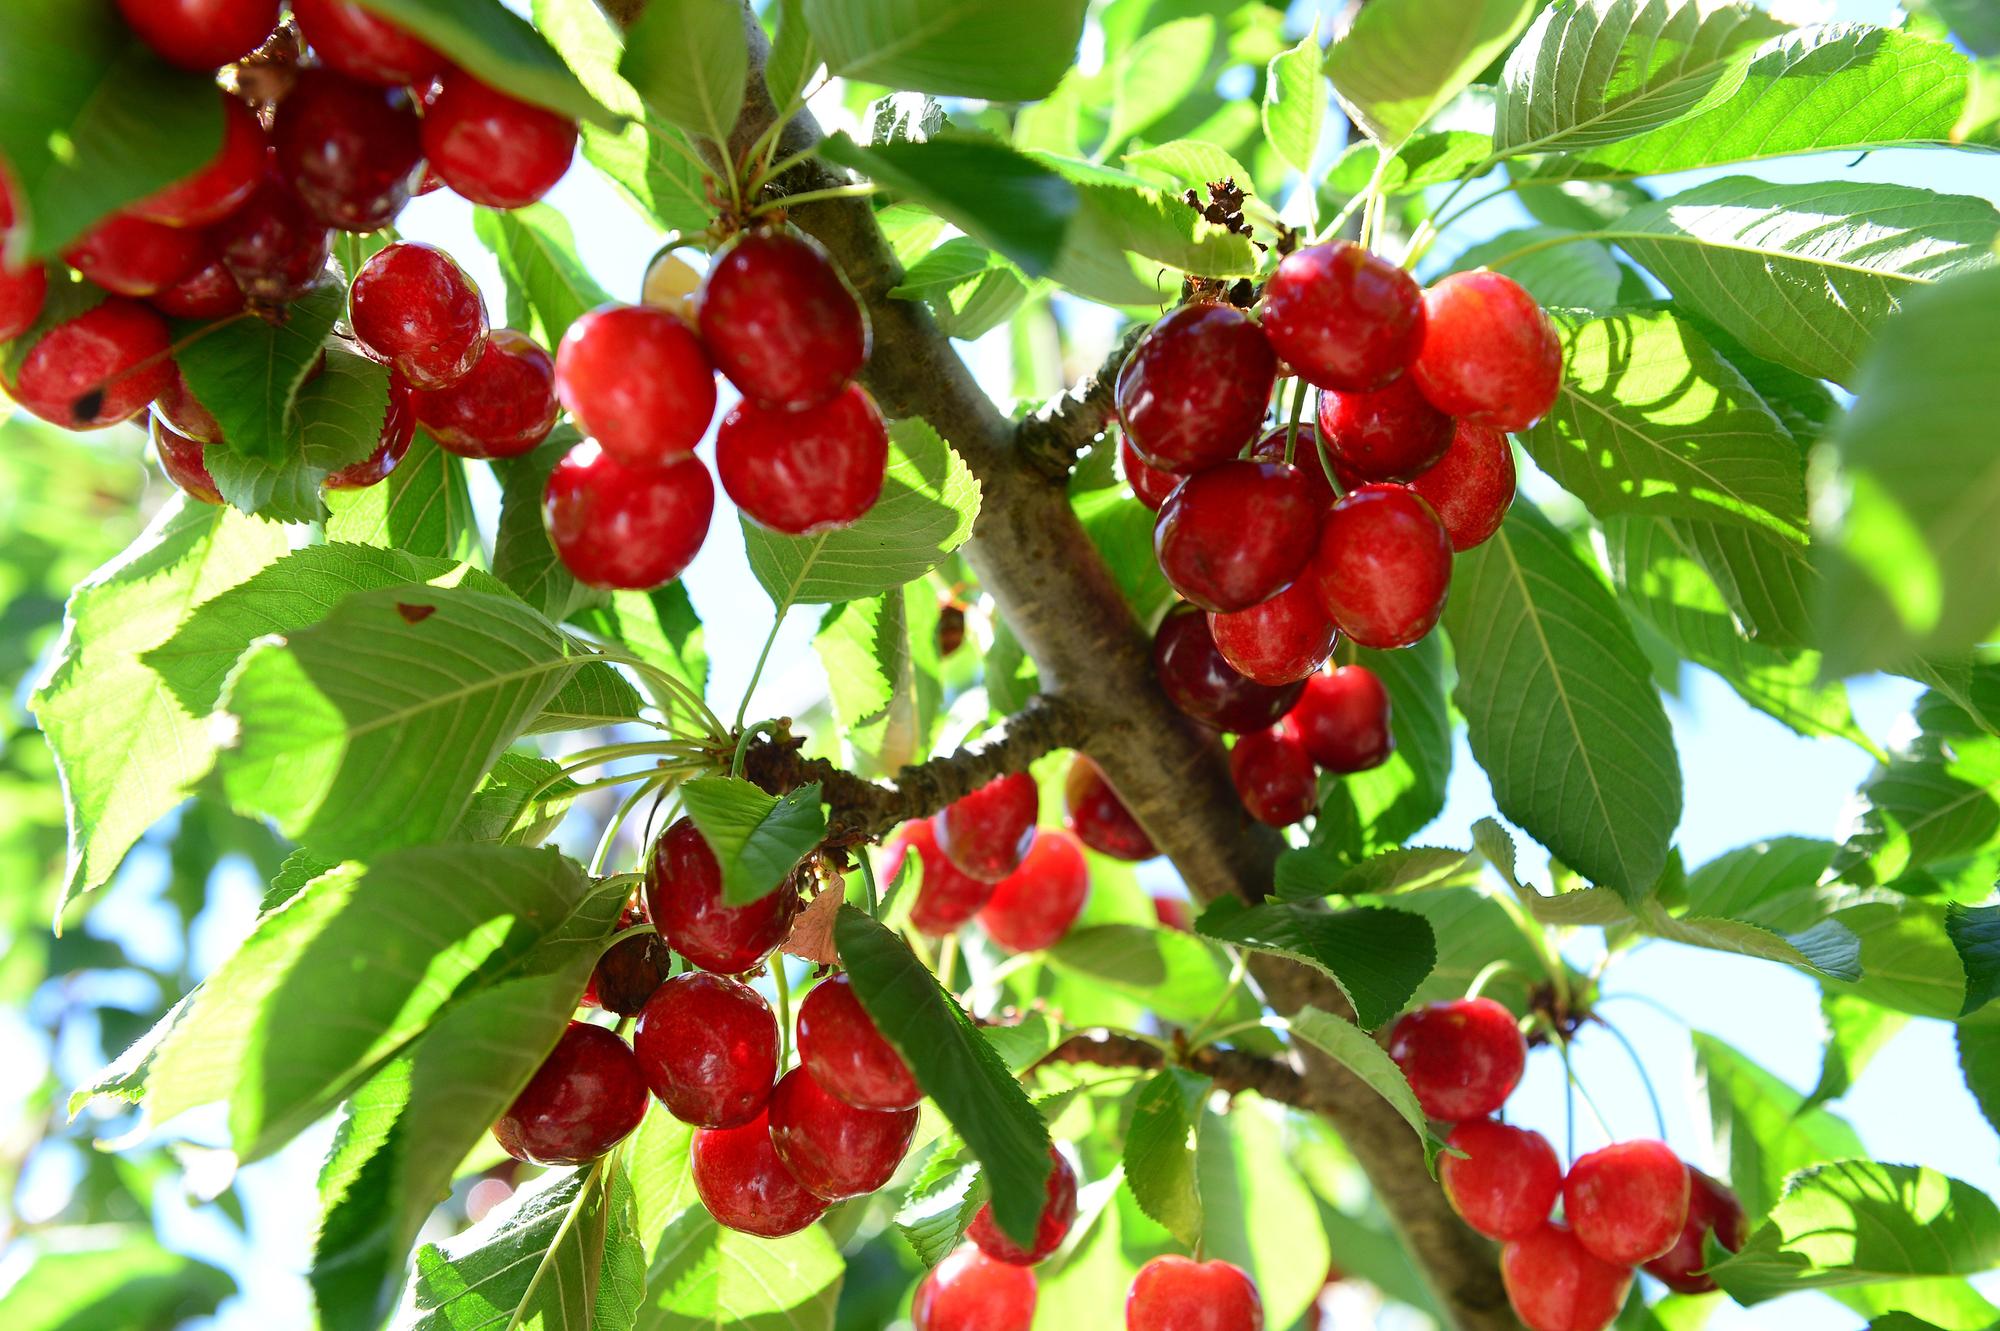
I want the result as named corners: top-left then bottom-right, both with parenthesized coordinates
top-left (1410, 420), bottom-right (1515, 551)
top-left (1501, 1223), bottom-right (1632, 1331)
top-left (1154, 460), bottom-right (1320, 613)
top-left (696, 229), bottom-right (869, 410)
top-left (322, 375), bottom-right (416, 489)
top-left (935, 773), bottom-right (1038, 883)
top-left (150, 257), bottom-right (245, 320)
top-left (718, 384), bottom-right (888, 534)
top-left (417, 329), bottom-right (560, 459)
top-left (1316, 375), bottom-right (1454, 484)
top-left (1125, 1255), bottom-right (1265, 1331)
top-left (796, 972), bottom-right (920, 1112)
top-left (292, 0), bottom-right (447, 87)
top-left (1386, 997), bottom-right (1526, 1122)
top-left (1308, 484), bottom-right (1452, 650)
top-left (8, 298), bottom-right (172, 430)
top-left (632, 971), bottom-right (778, 1129)
top-left (116, 0), bottom-right (279, 71)
top-left (914, 1245), bottom-right (1038, 1331)
top-left (349, 242), bottom-right (489, 390)
top-left (768, 1066), bottom-right (919, 1201)
top-left (1063, 754), bottom-right (1155, 862)
top-left (1562, 1139), bottom-right (1690, 1266)
top-left (1411, 271), bottom-right (1563, 432)
top-left (1152, 603), bottom-right (1306, 734)
top-left (1229, 725), bottom-right (1318, 827)
top-left (0, 255), bottom-right (47, 344)
top-left (936, 602), bottom-right (967, 656)
top-left (1642, 1166), bottom-right (1747, 1293)
top-left (581, 909), bottom-right (672, 1015)
top-left (644, 816), bottom-right (799, 973)
top-left (272, 68), bottom-right (423, 232)
top-left (130, 94), bottom-right (265, 227)
top-left (883, 819), bottom-right (995, 936)
top-left (63, 213), bottom-right (205, 298)
top-left (690, 1110), bottom-right (829, 1238)
top-left (1248, 425), bottom-right (1336, 511)
top-left (1115, 301), bottom-right (1276, 473)
top-left (211, 172), bottom-right (335, 305)
top-left (1152, 895), bottom-right (1193, 931)
top-left (976, 829), bottom-right (1089, 954)
top-left (152, 417), bottom-right (223, 504)
top-left (968, 1148), bottom-right (1077, 1266)
top-left (1284, 665), bottom-right (1392, 773)
top-left (555, 302), bottom-right (716, 466)
top-left (1208, 581), bottom-right (1338, 686)
top-left (546, 446), bottom-right (712, 590)
top-left (491, 1021), bottom-right (648, 1166)
top-left (1439, 1118), bottom-right (1562, 1241)
top-left (1260, 239), bottom-right (1424, 393)
top-left (422, 72), bottom-right (578, 210)
top-left (156, 364), bottom-right (223, 444)
top-left (1120, 432), bottom-right (1182, 511)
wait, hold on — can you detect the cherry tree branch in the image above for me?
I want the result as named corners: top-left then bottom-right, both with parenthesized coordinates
top-left (1013, 321), bottom-right (1149, 479)
top-left (1037, 1029), bottom-right (1319, 1108)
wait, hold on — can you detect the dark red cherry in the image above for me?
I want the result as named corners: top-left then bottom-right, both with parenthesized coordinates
top-left (1316, 375), bottom-right (1454, 484)
top-left (717, 383), bottom-right (888, 534)
top-left (796, 972), bottom-right (920, 1112)
top-left (1115, 301), bottom-right (1276, 473)
top-left (7, 298), bottom-right (172, 430)
top-left (1119, 432), bottom-right (1182, 511)
top-left (1261, 239), bottom-right (1423, 393)
top-left (1229, 726), bottom-right (1317, 827)
top-left (1412, 271), bottom-right (1562, 432)
top-left (1440, 1118), bottom-right (1562, 1241)
top-left (1308, 484), bottom-right (1452, 650)
top-left (1386, 997), bottom-right (1526, 1122)
top-left (322, 375), bottom-right (416, 490)
top-left (1125, 1255), bottom-right (1264, 1331)
top-left (935, 773), bottom-right (1038, 884)
top-left (1154, 459), bottom-right (1320, 613)
top-left (292, 0), bottom-right (447, 86)
top-left (544, 445), bottom-right (713, 590)
top-left (1063, 754), bottom-right (1155, 862)
top-left (1411, 420), bottom-right (1515, 551)
top-left (150, 257), bottom-right (245, 320)
top-left (63, 213), bottom-right (204, 298)
top-left (644, 816), bottom-right (799, 973)
top-left (1501, 1224), bottom-right (1632, 1331)
top-left (491, 1021), bottom-right (648, 1166)
top-left (156, 363), bottom-right (222, 443)
top-left (116, 0), bottom-right (278, 70)
top-left (696, 229), bottom-right (869, 411)
top-left (152, 416), bottom-right (223, 503)
top-left (883, 819), bottom-right (995, 936)
top-left (976, 830), bottom-right (1089, 954)
top-left (1152, 602), bottom-right (1306, 734)
top-left (348, 242), bottom-right (488, 390)
top-left (272, 68), bottom-right (423, 232)
top-left (968, 1148), bottom-right (1077, 1266)
top-left (690, 1111), bottom-right (829, 1238)
top-left (580, 907), bottom-right (671, 1015)
top-left (422, 72), bottom-right (578, 209)
top-left (130, 94), bottom-right (265, 227)
top-left (1284, 665), bottom-right (1392, 773)
top-left (211, 173), bottom-right (335, 305)
top-left (1153, 895), bottom-right (1192, 931)
top-left (416, 328), bottom-right (558, 458)
top-left (915, 1245), bottom-right (1038, 1331)
top-left (1643, 1167), bottom-right (1747, 1294)
top-left (1208, 581), bottom-right (1338, 686)
top-left (556, 302), bottom-right (715, 466)
top-left (1562, 1139), bottom-right (1690, 1266)
top-left (1249, 424), bottom-right (1336, 510)
top-left (633, 971), bottom-right (778, 1128)
top-left (768, 1065), bottom-right (919, 1201)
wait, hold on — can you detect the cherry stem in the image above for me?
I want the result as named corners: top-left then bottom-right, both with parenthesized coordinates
top-left (1595, 992), bottom-right (1689, 1027)
top-left (751, 181), bottom-right (881, 216)
top-left (1465, 958), bottom-right (1527, 1001)
top-left (1593, 1015), bottom-right (1670, 1141)
top-left (857, 848), bottom-right (882, 920)
top-left (935, 932), bottom-right (960, 991)
top-left (735, 613), bottom-right (787, 731)
top-left (773, 955), bottom-right (795, 1068)
top-left (1282, 375), bottom-right (1309, 466)
top-left (731, 719), bottom-right (781, 779)
top-left (1186, 951), bottom-right (1251, 1047)
top-left (1191, 1015), bottom-right (1282, 1051)
top-left (591, 771), bottom-right (669, 875)
top-left (1552, 1025), bottom-right (1615, 1162)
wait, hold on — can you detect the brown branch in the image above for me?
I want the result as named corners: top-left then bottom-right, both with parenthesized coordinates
top-left (1013, 321), bottom-right (1149, 479)
top-left (1038, 1030), bottom-right (1318, 1110)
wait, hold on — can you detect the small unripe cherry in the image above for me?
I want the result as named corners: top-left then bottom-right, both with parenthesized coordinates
top-left (1412, 271), bottom-right (1563, 432)
top-left (1125, 1255), bottom-right (1265, 1331)
top-left (967, 1148), bottom-right (1078, 1266)
top-left (1261, 239), bottom-right (1424, 392)
top-left (1115, 301), bottom-right (1276, 473)
top-left (322, 376), bottom-right (416, 490)
top-left (7, 298), bottom-right (173, 430)
top-left (417, 329), bottom-right (559, 459)
top-left (796, 972), bottom-right (920, 1112)
top-left (1308, 485), bottom-right (1453, 650)
top-left (976, 830), bottom-right (1089, 954)
top-left (292, 0), bottom-right (447, 87)
top-left (63, 214), bottom-right (205, 298)
top-left (883, 819), bottom-right (995, 936)
top-left (1439, 1118), bottom-right (1562, 1241)
top-left (1284, 665), bottom-right (1392, 773)
top-left (1642, 1166), bottom-right (1748, 1293)
top-left (1119, 432), bottom-right (1181, 511)
top-left (421, 72), bottom-right (578, 210)
top-left (1316, 375), bottom-right (1455, 484)
top-left (130, 94), bottom-right (266, 228)
top-left (935, 772), bottom-right (1039, 884)
top-left (691, 1111), bottom-right (829, 1238)
top-left (491, 1021), bottom-right (648, 1166)
top-left (555, 302), bottom-right (716, 466)
top-left (1063, 755), bottom-right (1155, 862)
top-left (1153, 602), bottom-right (1306, 734)
top-left (1386, 997), bottom-right (1526, 1122)
top-left (153, 416), bottom-right (223, 504)
top-left (643, 816), bottom-right (799, 973)
top-left (914, 1246), bottom-right (1038, 1331)
top-left (1208, 581), bottom-right (1338, 686)
top-left (581, 909), bottom-right (671, 1015)
top-left (642, 247), bottom-right (702, 324)
top-left (633, 971), bottom-right (778, 1129)
top-left (717, 384), bottom-right (888, 535)
top-left (1229, 725), bottom-right (1318, 827)
top-left (115, 0), bottom-right (279, 71)
top-left (349, 242), bottom-right (489, 390)
top-left (1410, 420), bottom-right (1515, 551)
top-left (1154, 459), bottom-right (1321, 613)
top-left (1501, 1223), bottom-right (1632, 1331)
top-left (696, 228), bottom-right (869, 410)
top-left (767, 1066), bottom-right (919, 1201)
top-left (1562, 1139), bottom-right (1691, 1266)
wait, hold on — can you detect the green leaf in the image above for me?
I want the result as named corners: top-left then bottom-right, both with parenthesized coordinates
top-left (1124, 1069), bottom-right (1208, 1247)
top-left (1447, 227), bottom-right (1626, 308)
top-left (1262, 26), bottom-right (1326, 174)
top-left (1276, 846), bottom-right (1477, 901)
top-left (1950, 904), bottom-right (2000, 1017)
top-left (804, 0), bottom-right (1088, 101)
top-left (815, 587), bottom-right (940, 778)
top-left (1045, 924), bottom-right (1264, 1031)
top-left (1804, 992), bottom-right (1908, 1115)
top-left (1289, 1006), bottom-right (1447, 1170)
top-left (1192, 1101), bottom-right (1335, 1328)
top-left (455, 753), bottom-right (582, 846)
top-left (349, 0), bottom-right (615, 125)
top-left (177, 281), bottom-right (345, 462)
top-left (1831, 728), bottom-right (2000, 889)
top-left (570, 583), bottom-right (710, 703)
top-left (208, 347), bottom-right (395, 523)
top-left (620, 0), bottom-right (748, 150)
top-left (1326, 130), bottom-right (1495, 199)
top-left (1030, 153), bottom-right (1259, 283)
top-left (1194, 898), bottom-right (1434, 1030)
top-left (1682, 836), bottom-right (1837, 928)
top-left (0, 1227), bottom-right (234, 1331)
top-left (1106, 18), bottom-right (1218, 154)
top-left (1511, 172), bottom-right (1653, 231)
top-left (1693, 1030), bottom-right (1865, 1218)
top-left (324, 430), bottom-right (479, 561)
top-left (1959, 1023), bottom-right (2000, 1141)
top-left (678, 776), bottom-right (827, 906)
top-left (491, 432), bottom-right (605, 624)
top-left (1335, 637), bottom-right (1454, 855)
top-left (472, 205), bottom-right (612, 350)
top-left (1074, 488), bottom-right (1175, 624)
top-left (1325, 0), bottom-right (1536, 148)
top-left (1122, 139), bottom-right (1258, 196)
top-left (767, 0), bottom-right (818, 109)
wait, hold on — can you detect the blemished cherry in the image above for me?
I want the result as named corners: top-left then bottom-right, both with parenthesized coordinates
top-left (968, 1148), bottom-right (1078, 1266)
top-left (796, 972), bottom-right (920, 1112)
top-left (1386, 997), bottom-right (1526, 1122)
top-left (633, 971), bottom-right (778, 1129)
top-left (1126, 1255), bottom-right (1265, 1331)
top-left (130, 94), bottom-right (265, 227)
top-left (1317, 375), bottom-right (1455, 484)
top-left (272, 68), bottom-right (423, 232)
top-left (1261, 239), bottom-right (1424, 393)
top-left (1411, 420), bottom-right (1515, 551)
top-left (976, 829), bottom-right (1089, 954)
top-left (115, 0), bottom-right (279, 71)
top-left (1412, 271), bottom-right (1562, 432)
top-left (883, 819), bottom-right (996, 936)
top-left (417, 328), bottom-right (560, 459)
top-left (63, 213), bottom-right (205, 298)
top-left (322, 375), bottom-right (416, 489)
top-left (718, 384), bottom-right (888, 534)
top-left (581, 911), bottom-right (672, 1015)
top-left (349, 242), bottom-right (488, 390)
top-left (914, 1245), bottom-right (1038, 1331)
top-left (1643, 1166), bottom-right (1747, 1293)
top-left (768, 1065), bottom-right (919, 1201)
top-left (1063, 755), bottom-right (1155, 862)
top-left (1502, 1224), bottom-right (1632, 1331)
top-left (1153, 895), bottom-right (1193, 931)
top-left (1115, 301), bottom-right (1276, 473)
top-left (156, 364), bottom-right (223, 444)
top-left (935, 772), bottom-right (1039, 883)
top-left (1562, 1139), bottom-right (1690, 1266)
top-left (8, 298), bottom-right (172, 430)
top-left (1248, 426), bottom-right (1335, 511)
top-left (644, 816), bottom-right (799, 973)
top-left (211, 173), bottom-right (335, 305)
top-left (422, 72), bottom-right (578, 209)
top-left (1285, 665), bottom-right (1392, 773)
top-left (491, 1021), bottom-right (648, 1166)
top-left (697, 228), bottom-right (869, 410)
top-left (153, 417), bottom-right (223, 504)
top-left (1309, 484), bottom-right (1452, 650)
top-left (691, 1111), bottom-right (830, 1238)
top-left (1208, 581), bottom-right (1338, 686)
top-left (292, 0), bottom-right (447, 87)
top-left (1229, 725), bottom-right (1318, 827)
top-left (1440, 1118), bottom-right (1562, 1241)
top-left (556, 302), bottom-right (716, 466)
top-left (1119, 432), bottom-right (1181, 511)
top-left (150, 257), bottom-right (245, 320)
top-left (1155, 459), bottom-right (1321, 613)
top-left (1153, 602), bottom-right (1306, 734)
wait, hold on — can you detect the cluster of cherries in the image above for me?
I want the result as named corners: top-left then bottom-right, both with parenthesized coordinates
top-left (1389, 996), bottom-right (1748, 1331)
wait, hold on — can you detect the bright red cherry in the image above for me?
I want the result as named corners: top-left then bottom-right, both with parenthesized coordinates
top-left (1502, 1224), bottom-right (1632, 1331)
top-left (491, 1021), bottom-right (648, 1166)
top-left (322, 376), bottom-right (416, 489)
top-left (0, 255), bottom-right (47, 343)
top-left (153, 417), bottom-right (223, 504)
top-left (1248, 426), bottom-right (1335, 511)
top-left (1208, 581), bottom-right (1338, 686)
top-left (1126, 1255), bottom-right (1264, 1331)
top-left (914, 1245), bottom-right (1038, 1331)
top-left (581, 909), bottom-right (672, 1015)
top-left (272, 68), bottom-right (423, 232)
top-left (644, 816), bottom-right (800, 973)
top-left (690, 1111), bottom-right (829, 1238)
top-left (796, 973), bottom-right (920, 1112)
top-left (1386, 997), bottom-right (1526, 1122)
top-left (1316, 376), bottom-right (1454, 484)
top-left (1229, 726), bottom-right (1317, 827)
top-left (1153, 895), bottom-right (1193, 931)
top-left (8, 298), bottom-right (172, 430)
top-left (1261, 239), bottom-right (1423, 393)
top-left (1063, 755), bottom-right (1155, 862)
top-left (1115, 301), bottom-right (1276, 473)
top-left (882, 819), bottom-right (996, 936)
top-left (976, 829), bottom-right (1089, 954)
top-left (1308, 484), bottom-right (1452, 650)
top-left (717, 384), bottom-right (888, 534)
top-left (349, 242), bottom-right (487, 390)
top-left (1411, 420), bottom-right (1515, 551)
top-left (1152, 603), bottom-right (1306, 734)
top-left (697, 229), bottom-right (869, 410)
top-left (1563, 1139), bottom-right (1691, 1266)
top-left (156, 364), bottom-right (222, 444)
top-left (1154, 460), bottom-right (1320, 613)
top-left (292, 0), bottom-right (447, 86)
top-left (210, 173), bottom-right (335, 305)
top-left (417, 328), bottom-right (559, 459)
top-left (1284, 665), bottom-right (1392, 773)
top-left (115, 0), bottom-right (278, 70)
top-left (1440, 1119), bottom-right (1562, 1241)
top-left (968, 1149), bottom-right (1077, 1266)
top-left (935, 772), bottom-right (1039, 884)
top-left (556, 302), bottom-right (715, 466)
top-left (1643, 1166), bottom-right (1747, 1293)
top-left (422, 72), bottom-right (578, 209)
top-left (63, 213), bottom-right (205, 298)
top-left (768, 1066), bottom-right (919, 1201)
top-left (1412, 271), bottom-right (1562, 432)
top-left (1119, 432), bottom-right (1181, 511)
top-left (150, 257), bottom-right (245, 320)
top-left (633, 971), bottom-right (778, 1128)
top-left (130, 94), bottom-right (265, 227)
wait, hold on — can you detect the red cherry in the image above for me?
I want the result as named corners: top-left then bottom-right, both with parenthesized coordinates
top-left (690, 1110), bottom-right (829, 1238)
top-left (544, 445), bottom-right (713, 590)
top-left (1062, 755), bottom-right (1155, 862)
top-left (1410, 420), bottom-right (1515, 551)
top-left (555, 302), bottom-right (716, 466)
top-left (644, 816), bottom-right (799, 973)
top-left (914, 1245), bottom-right (1038, 1331)
top-left (150, 257), bottom-right (245, 320)
top-left (272, 68), bottom-right (423, 232)
top-left (1154, 460), bottom-right (1320, 613)
top-left (491, 1021), bottom-right (648, 1166)
top-left (416, 328), bottom-right (559, 459)
top-left (1125, 1255), bottom-right (1265, 1331)
top-left (1115, 302), bottom-right (1276, 473)
top-left (156, 363), bottom-right (222, 444)
top-left (633, 971), bottom-right (778, 1128)
top-left (581, 913), bottom-right (671, 1015)
top-left (1152, 602), bottom-right (1306, 734)
top-left (1562, 1139), bottom-right (1691, 1266)
top-left (349, 242), bottom-right (488, 391)
top-left (322, 375), bottom-right (416, 490)
top-left (1643, 1166), bottom-right (1747, 1294)
top-left (1308, 484), bottom-right (1452, 650)
top-left (1152, 895), bottom-right (1193, 931)
top-left (717, 383), bottom-right (888, 534)
top-left (422, 72), bottom-right (578, 209)
top-left (1284, 665), bottom-right (1392, 773)
top-left (130, 95), bottom-right (265, 227)
top-left (976, 829), bottom-right (1089, 954)
top-left (882, 819), bottom-right (996, 936)
top-left (8, 298), bottom-right (172, 430)
top-left (1229, 725), bottom-right (1317, 827)
top-left (1208, 581), bottom-right (1338, 686)
top-left (696, 229), bottom-right (869, 410)
top-left (1412, 271), bottom-right (1562, 432)
top-left (115, 0), bottom-right (278, 70)
top-left (1248, 425), bottom-right (1336, 510)
top-left (968, 1148), bottom-right (1077, 1266)
top-left (768, 1065), bottom-right (919, 1201)
top-left (1260, 239), bottom-right (1424, 393)
top-left (1119, 432), bottom-right (1181, 511)
top-left (1316, 376), bottom-right (1454, 484)
top-left (1501, 1223), bottom-right (1633, 1331)
top-left (1440, 1118), bottom-right (1562, 1241)
top-left (796, 972), bottom-right (920, 1112)
top-left (0, 258), bottom-right (47, 343)
top-left (1386, 997), bottom-right (1526, 1122)
top-left (63, 213), bottom-right (205, 298)
top-left (210, 172), bottom-right (335, 305)
top-left (152, 416), bottom-right (223, 504)
top-left (292, 0), bottom-right (447, 86)
top-left (935, 773), bottom-right (1038, 884)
